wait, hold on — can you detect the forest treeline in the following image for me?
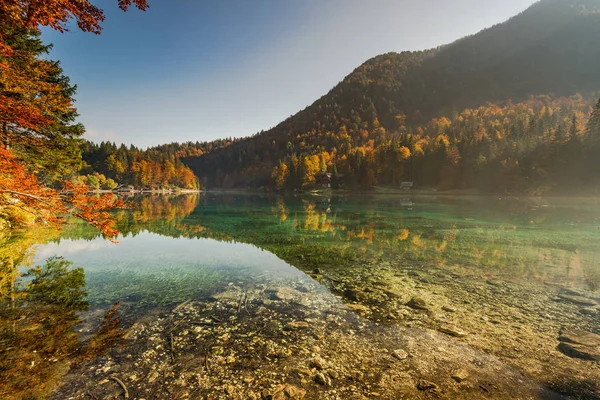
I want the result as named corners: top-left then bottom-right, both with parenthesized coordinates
top-left (80, 94), bottom-right (600, 194)
top-left (79, 141), bottom-right (202, 190)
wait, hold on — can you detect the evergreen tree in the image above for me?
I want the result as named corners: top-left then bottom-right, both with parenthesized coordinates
top-left (586, 99), bottom-right (600, 140)
top-left (569, 114), bottom-right (578, 141)
top-left (0, 27), bottom-right (84, 183)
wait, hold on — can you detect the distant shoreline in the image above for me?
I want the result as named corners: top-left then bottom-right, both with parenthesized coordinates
top-left (89, 186), bottom-right (600, 198)
top-left (90, 189), bottom-right (202, 194)
top-left (201, 186), bottom-right (600, 198)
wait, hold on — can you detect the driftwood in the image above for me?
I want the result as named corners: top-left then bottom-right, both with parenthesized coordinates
top-left (170, 332), bottom-right (175, 362)
top-left (204, 353), bottom-right (210, 373)
top-left (168, 317), bottom-right (186, 333)
top-left (173, 299), bottom-right (192, 313)
top-left (109, 376), bottom-right (129, 399)
top-left (237, 292), bottom-right (248, 314)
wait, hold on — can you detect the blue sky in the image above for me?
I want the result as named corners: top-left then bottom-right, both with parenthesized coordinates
top-left (42, 0), bottom-right (538, 148)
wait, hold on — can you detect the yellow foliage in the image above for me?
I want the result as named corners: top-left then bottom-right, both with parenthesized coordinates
top-left (396, 229), bottom-right (409, 241)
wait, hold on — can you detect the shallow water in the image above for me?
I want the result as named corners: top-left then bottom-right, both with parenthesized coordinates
top-left (5, 193), bottom-right (600, 399)
top-left (36, 193), bottom-right (600, 309)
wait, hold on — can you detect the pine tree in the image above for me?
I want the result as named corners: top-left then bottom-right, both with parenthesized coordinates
top-left (586, 99), bottom-right (600, 141)
top-left (569, 114), bottom-right (578, 141)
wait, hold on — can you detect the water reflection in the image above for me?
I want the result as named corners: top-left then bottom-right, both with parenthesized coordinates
top-left (39, 232), bottom-right (310, 310)
top-left (0, 254), bottom-right (123, 399)
top-left (50, 193), bottom-right (600, 293)
top-left (6, 193), bottom-right (600, 398)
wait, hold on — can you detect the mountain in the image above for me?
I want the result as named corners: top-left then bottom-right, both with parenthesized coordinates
top-left (186, 0), bottom-right (600, 193)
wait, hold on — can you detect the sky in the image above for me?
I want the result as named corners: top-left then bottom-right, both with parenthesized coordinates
top-left (42, 0), bottom-right (538, 148)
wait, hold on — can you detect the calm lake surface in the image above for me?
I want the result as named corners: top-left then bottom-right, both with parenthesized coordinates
top-left (11, 193), bottom-right (600, 398)
top-left (35, 193), bottom-right (600, 310)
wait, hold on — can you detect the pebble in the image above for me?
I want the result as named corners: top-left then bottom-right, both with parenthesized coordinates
top-left (451, 370), bottom-right (469, 382)
top-left (147, 371), bottom-right (159, 383)
top-left (347, 304), bottom-right (371, 313)
top-left (344, 288), bottom-right (363, 301)
top-left (291, 368), bottom-right (312, 378)
top-left (392, 349), bottom-right (409, 360)
top-left (273, 384), bottom-right (306, 399)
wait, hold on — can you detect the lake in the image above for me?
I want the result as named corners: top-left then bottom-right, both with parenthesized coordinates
top-left (4, 193), bottom-right (600, 399)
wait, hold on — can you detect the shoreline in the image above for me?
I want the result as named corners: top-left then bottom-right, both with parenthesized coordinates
top-left (89, 189), bottom-right (202, 194)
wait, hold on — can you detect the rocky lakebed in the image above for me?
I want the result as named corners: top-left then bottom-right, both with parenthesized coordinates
top-left (52, 257), bottom-right (600, 400)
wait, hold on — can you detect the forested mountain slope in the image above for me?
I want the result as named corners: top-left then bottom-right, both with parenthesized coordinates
top-left (185, 0), bottom-right (600, 193)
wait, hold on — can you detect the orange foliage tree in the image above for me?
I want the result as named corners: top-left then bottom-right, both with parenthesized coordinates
top-left (0, 0), bottom-right (148, 238)
top-left (0, 147), bottom-right (124, 239)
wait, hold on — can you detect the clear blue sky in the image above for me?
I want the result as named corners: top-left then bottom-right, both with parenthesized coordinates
top-left (42, 0), bottom-right (538, 148)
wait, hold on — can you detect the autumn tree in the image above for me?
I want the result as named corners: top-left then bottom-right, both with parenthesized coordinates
top-left (272, 161), bottom-right (289, 190)
top-left (0, 0), bottom-right (148, 238)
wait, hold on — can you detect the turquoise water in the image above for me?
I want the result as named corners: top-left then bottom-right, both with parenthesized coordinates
top-left (34, 193), bottom-right (600, 311)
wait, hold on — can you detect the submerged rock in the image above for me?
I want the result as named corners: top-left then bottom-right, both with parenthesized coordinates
top-left (439, 325), bottom-right (467, 338)
top-left (314, 372), bottom-right (331, 386)
top-left (558, 342), bottom-right (600, 361)
top-left (580, 307), bottom-right (600, 316)
top-left (559, 329), bottom-right (600, 347)
top-left (407, 296), bottom-right (430, 311)
top-left (557, 294), bottom-right (598, 306)
top-left (268, 289), bottom-right (286, 301)
top-left (284, 321), bottom-right (310, 331)
top-left (273, 384), bottom-right (306, 399)
top-left (344, 288), bottom-right (363, 301)
top-left (558, 329), bottom-right (600, 361)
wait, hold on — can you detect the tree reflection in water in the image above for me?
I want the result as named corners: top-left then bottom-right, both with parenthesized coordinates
top-left (0, 254), bottom-right (122, 399)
